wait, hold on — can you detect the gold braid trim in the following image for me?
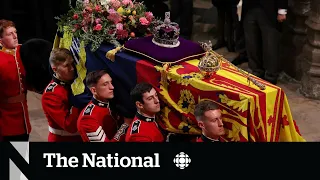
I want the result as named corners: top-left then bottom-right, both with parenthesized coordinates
top-left (160, 63), bottom-right (171, 90)
top-left (122, 46), bottom-right (206, 64)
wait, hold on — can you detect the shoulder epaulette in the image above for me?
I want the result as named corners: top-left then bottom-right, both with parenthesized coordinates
top-left (130, 120), bottom-right (141, 135)
top-left (45, 82), bottom-right (58, 92)
top-left (83, 104), bottom-right (95, 116)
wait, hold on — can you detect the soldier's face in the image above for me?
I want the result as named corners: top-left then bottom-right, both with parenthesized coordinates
top-left (138, 88), bottom-right (160, 115)
top-left (54, 56), bottom-right (75, 82)
top-left (0, 26), bottom-right (18, 49)
top-left (198, 109), bottom-right (225, 139)
top-left (93, 73), bottom-right (114, 100)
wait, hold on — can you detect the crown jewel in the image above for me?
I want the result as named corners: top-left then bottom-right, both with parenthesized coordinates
top-left (198, 41), bottom-right (221, 78)
top-left (152, 12), bottom-right (180, 48)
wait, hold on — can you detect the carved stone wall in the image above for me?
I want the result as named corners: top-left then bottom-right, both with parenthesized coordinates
top-left (281, 0), bottom-right (311, 80)
top-left (300, 0), bottom-right (320, 99)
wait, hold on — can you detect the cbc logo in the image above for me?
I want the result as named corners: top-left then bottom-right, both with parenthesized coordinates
top-left (173, 152), bottom-right (191, 169)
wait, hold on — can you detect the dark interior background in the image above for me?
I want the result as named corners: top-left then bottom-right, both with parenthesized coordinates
top-left (0, 0), bottom-right (168, 44)
top-left (0, 0), bottom-right (76, 43)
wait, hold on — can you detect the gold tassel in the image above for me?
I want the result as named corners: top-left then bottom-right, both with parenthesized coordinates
top-left (161, 63), bottom-right (171, 90)
top-left (106, 46), bottom-right (122, 62)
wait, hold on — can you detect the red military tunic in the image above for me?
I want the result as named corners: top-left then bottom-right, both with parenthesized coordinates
top-left (77, 98), bottom-right (129, 142)
top-left (0, 45), bottom-right (31, 137)
top-left (41, 75), bottom-right (82, 142)
top-left (196, 134), bottom-right (221, 142)
top-left (125, 113), bottom-right (165, 142)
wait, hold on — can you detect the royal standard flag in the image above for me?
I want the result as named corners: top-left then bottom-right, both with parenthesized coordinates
top-left (54, 33), bottom-right (305, 142)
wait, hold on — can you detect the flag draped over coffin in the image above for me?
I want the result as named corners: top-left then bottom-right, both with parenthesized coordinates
top-left (150, 60), bottom-right (306, 142)
top-left (53, 33), bottom-right (305, 142)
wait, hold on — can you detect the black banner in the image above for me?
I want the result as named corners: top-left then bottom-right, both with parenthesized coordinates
top-left (31, 143), bottom-right (205, 179)
top-left (0, 142), bottom-right (317, 179)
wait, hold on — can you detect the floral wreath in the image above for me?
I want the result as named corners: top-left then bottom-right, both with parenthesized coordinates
top-left (56, 0), bottom-right (159, 51)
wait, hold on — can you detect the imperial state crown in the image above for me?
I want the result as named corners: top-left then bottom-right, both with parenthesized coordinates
top-left (152, 12), bottom-right (180, 48)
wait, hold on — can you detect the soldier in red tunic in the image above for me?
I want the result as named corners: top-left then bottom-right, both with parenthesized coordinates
top-left (0, 19), bottom-right (31, 141)
top-left (77, 70), bottom-right (130, 142)
top-left (125, 82), bottom-right (165, 142)
top-left (194, 100), bottom-right (225, 142)
top-left (41, 48), bottom-right (82, 142)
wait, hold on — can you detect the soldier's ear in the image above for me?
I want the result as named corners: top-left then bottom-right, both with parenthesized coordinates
top-left (198, 121), bottom-right (204, 129)
top-left (89, 86), bottom-right (97, 96)
top-left (51, 66), bottom-right (57, 73)
top-left (135, 101), bottom-right (143, 109)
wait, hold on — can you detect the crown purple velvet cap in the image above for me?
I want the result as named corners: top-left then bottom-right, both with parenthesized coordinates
top-left (124, 36), bottom-right (205, 64)
top-left (152, 12), bottom-right (180, 48)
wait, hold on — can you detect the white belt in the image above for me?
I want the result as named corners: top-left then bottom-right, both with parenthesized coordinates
top-left (48, 126), bottom-right (80, 136)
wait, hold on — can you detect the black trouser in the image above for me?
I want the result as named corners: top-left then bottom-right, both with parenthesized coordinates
top-left (243, 8), bottom-right (280, 81)
top-left (2, 134), bottom-right (29, 142)
top-left (214, 3), bottom-right (234, 42)
top-left (170, 0), bottom-right (193, 39)
top-left (234, 18), bottom-right (246, 54)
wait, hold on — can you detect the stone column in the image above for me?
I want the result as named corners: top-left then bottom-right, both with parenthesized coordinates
top-left (282, 0), bottom-right (311, 80)
top-left (300, 0), bottom-right (320, 99)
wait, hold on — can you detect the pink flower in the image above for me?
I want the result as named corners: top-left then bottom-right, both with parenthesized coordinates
top-left (74, 24), bottom-right (80, 29)
top-left (85, 6), bottom-right (93, 13)
top-left (84, 0), bottom-right (89, 4)
top-left (110, 0), bottom-right (121, 9)
top-left (94, 24), bottom-right (102, 31)
top-left (145, 12), bottom-right (154, 22)
top-left (116, 23), bottom-right (123, 30)
top-left (116, 29), bottom-right (129, 39)
top-left (82, 11), bottom-right (89, 18)
top-left (108, 29), bottom-right (116, 35)
top-left (73, 14), bottom-right (79, 20)
top-left (139, 17), bottom-right (150, 26)
top-left (82, 26), bottom-right (88, 33)
top-left (81, 20), bottom-right (87, 26)
top-left (95, 18), bottom-right (102, 24)
top-left (108, 29), bottom-right (115, 35)
top-left (108, 8), bottom-right (117, 14)
top-left (84, 17), bottom-right (91, 23)
top-left (72, 25), bottom-right (79, 32)
top-left (107, 9), bottom-right (122, 24)
top-left (122, 0), bottom-right (132, 6)
top-left (95, 5), bottom-right (102, 12)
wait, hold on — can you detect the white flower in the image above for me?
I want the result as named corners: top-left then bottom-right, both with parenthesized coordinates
top-left (100, 0), bottom-right (110, 9)
top-left (100, 0), bottom-right (110, 6)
